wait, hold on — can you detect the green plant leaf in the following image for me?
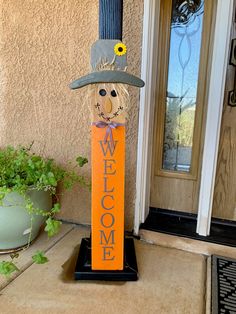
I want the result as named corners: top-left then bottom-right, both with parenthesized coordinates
top-left (0, 261), bottom-right (19, 277)
top-left (32, 251), bottom-right (48, 264)
top-left (51, 203), bottom-right (61, 214)
top-left (47, 172), bottom-right (57, 186)
top-left (44, 218), bottom-right (62, 237)
top-left (76, 156), bottom-right (88, 167)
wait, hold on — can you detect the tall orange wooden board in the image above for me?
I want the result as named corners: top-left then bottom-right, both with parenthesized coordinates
top-left (91, 125), bottom-right (125, 270)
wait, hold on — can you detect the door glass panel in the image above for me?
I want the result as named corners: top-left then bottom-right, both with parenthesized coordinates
top-left (162, 0), bottom-right (204, 172)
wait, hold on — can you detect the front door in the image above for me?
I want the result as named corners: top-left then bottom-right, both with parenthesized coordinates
top-left (212, 6), bottom-right (236, 221)
top-left (150, 0), bottom-right (215, 213)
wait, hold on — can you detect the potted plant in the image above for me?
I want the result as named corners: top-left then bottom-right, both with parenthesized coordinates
top-left (0, 144), bottom-right (89, 277)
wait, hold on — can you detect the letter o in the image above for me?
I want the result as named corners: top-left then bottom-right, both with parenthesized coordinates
top-left (100, 213), bottom-right (115, 228)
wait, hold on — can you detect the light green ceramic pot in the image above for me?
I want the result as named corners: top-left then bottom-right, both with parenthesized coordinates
top-left (0, 189), bottom-right (52, 251)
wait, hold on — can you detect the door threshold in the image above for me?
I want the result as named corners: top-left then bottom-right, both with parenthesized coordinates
top-left (140, 208), bottom-right (236, 247)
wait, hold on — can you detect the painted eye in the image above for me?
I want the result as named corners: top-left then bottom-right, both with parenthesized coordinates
top-left (111, 90), bottom-right (117, 97)
top-left (99, 89), bottom-right (107, 96)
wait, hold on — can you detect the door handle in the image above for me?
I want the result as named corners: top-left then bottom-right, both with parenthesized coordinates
top-left (228, 39), bottom-right (236, 107)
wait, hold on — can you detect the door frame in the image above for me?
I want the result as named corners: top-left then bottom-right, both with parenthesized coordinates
top-left (134, 0), bottom-right (234, 236)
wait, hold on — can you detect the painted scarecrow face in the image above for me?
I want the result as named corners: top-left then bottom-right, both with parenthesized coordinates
top-left (93, 83), bottom-right (128, 122)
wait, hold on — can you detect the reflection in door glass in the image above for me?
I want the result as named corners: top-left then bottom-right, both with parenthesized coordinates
top-left (162, 0), bottom-right (204, 172)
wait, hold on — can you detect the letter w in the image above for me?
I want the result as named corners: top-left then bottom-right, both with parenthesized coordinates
top-left (99, 141), bottom-right (117, 157)
top-left (100, 230), bottom-right (115, 245)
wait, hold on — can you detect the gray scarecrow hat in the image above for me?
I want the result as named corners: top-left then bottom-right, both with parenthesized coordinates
top-left (69, 40), bottom-right (145, 89)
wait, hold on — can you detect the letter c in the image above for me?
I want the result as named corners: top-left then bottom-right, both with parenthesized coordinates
top-left (101, 195), bottom-right (114, 210)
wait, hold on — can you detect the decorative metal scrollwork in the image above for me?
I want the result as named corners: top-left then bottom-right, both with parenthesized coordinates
top-left (228, 39), bottom-right (236, 107)
top-left (171, 0), bottom-right (204, 27)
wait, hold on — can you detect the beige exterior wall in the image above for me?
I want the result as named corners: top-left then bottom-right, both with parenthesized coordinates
top-left (0, 0), bottom-right (144, 229)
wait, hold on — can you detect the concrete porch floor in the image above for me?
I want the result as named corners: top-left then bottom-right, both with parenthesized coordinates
top-left (0, 223), bottom-right (227, 314)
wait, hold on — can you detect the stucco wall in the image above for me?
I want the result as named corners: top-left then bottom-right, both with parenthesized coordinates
top-left (0, 0), bottom-right (144, 229)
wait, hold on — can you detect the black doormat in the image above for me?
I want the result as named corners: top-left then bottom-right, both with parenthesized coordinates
top-left (212, 255), bottom-right (236, 314)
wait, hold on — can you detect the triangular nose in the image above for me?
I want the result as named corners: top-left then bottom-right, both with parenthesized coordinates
top-left (105, 97), bottom-right (112, 113)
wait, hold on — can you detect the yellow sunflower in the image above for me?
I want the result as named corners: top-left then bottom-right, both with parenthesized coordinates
top-left (114, 43), bottom-right (127, 56)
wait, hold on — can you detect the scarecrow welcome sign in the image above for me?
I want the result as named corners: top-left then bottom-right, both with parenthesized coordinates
top-left (70, 0), bottom-right (144, 280)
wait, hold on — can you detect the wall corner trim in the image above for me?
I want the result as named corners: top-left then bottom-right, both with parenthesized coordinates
top-left (134, 0), bottom-right (160, 235)
top-left (197, 0), bottom-right (234, 236)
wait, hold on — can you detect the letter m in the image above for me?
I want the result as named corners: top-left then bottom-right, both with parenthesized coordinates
top-left (100, 230), bottom-right (115, 245)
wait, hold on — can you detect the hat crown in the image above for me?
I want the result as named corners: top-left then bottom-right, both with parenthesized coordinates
top-left (91, 40), bottom-right (127, 71)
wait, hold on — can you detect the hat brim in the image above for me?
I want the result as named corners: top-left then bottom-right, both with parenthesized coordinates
top-left (69, 70), bottom-right (145, 89)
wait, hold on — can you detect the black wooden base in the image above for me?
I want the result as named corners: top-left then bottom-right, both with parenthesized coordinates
top-left (74, 237), bottom-right (138, 281)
